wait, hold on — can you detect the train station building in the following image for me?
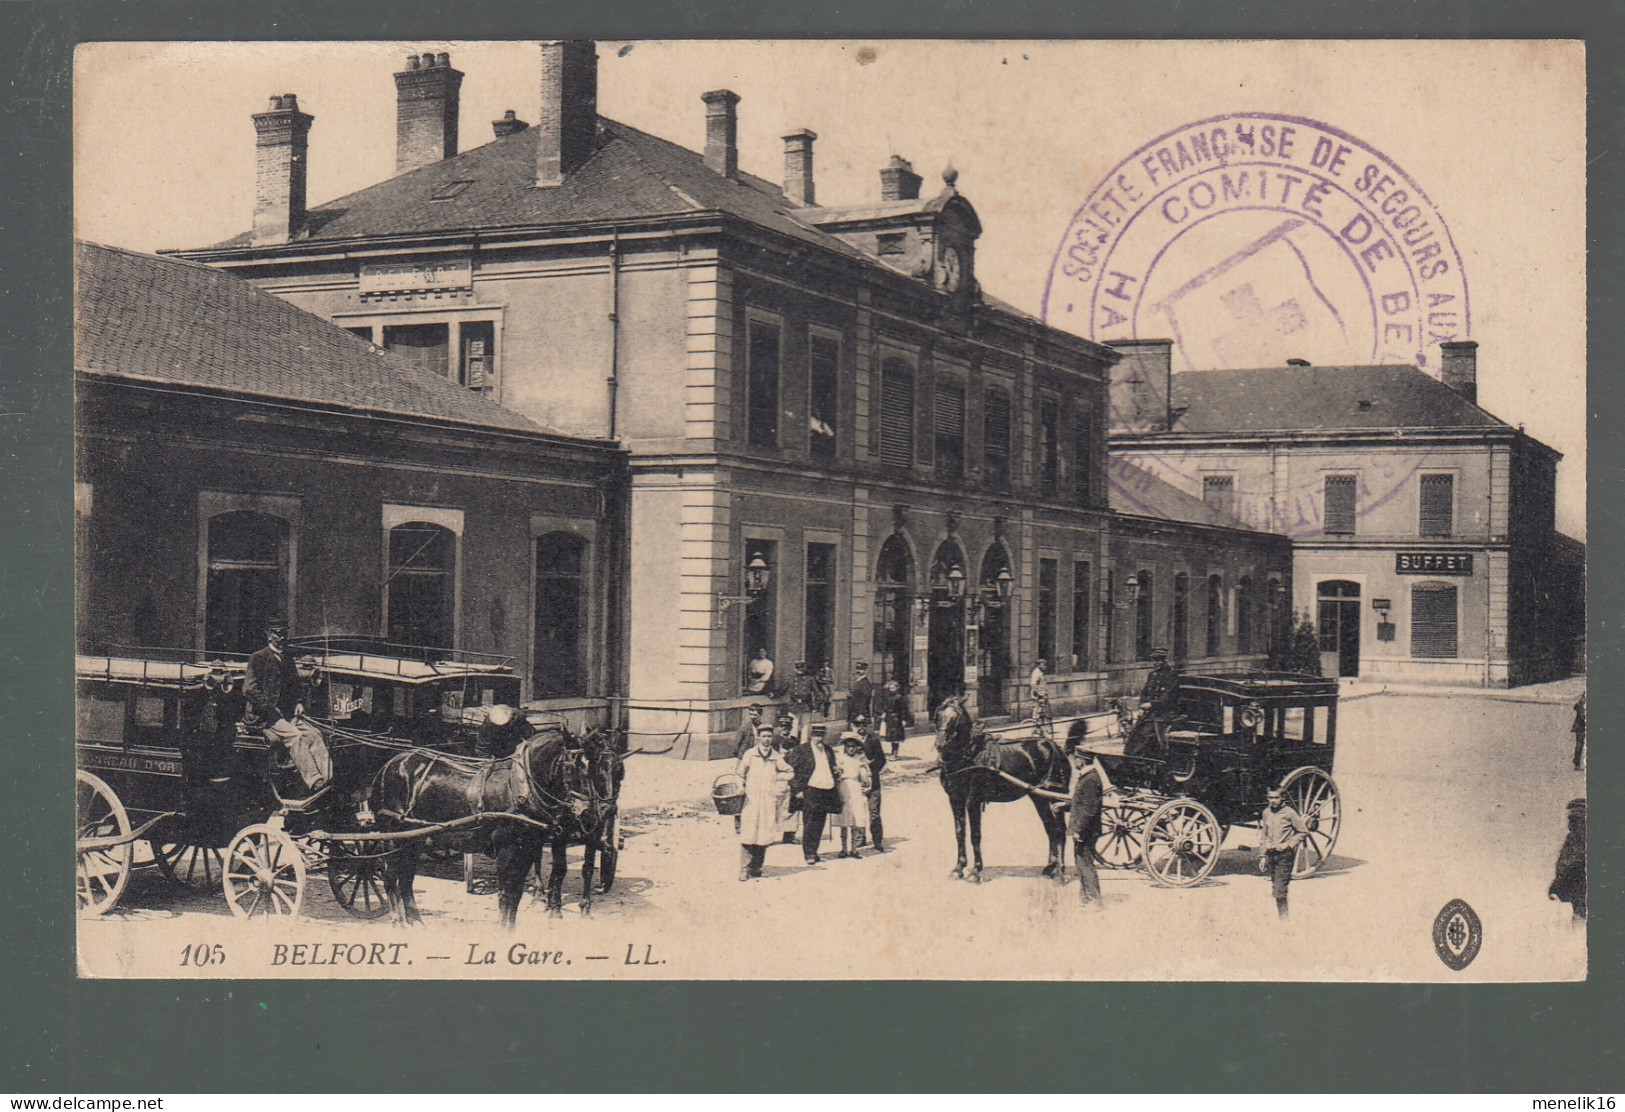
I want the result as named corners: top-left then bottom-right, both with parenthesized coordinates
top-left (1108, 340), bottom-right (1584, 687)
top-left (75, 241), bottom-right (627, 730)
top-left (143, 42), bottom-right (1294, 756)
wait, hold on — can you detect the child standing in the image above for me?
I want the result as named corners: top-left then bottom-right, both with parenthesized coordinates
top-left (832, 733), bottom-right (872, 858)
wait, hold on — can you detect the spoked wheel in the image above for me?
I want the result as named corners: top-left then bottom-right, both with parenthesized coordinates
top-left (155, 843), bottom-right (226, 891)
top-left (223, 824), bottom-right (306, 920)
top-left (1279, 766), bottom-right (1341, 878)
top-left (76, 770), bottom-right (132, 916)
top-left (1141, 798), bottom-right (1223, 888)
top-left (326, 840), bottom-right (394, 920)
top-left (1093, 795), bottom-right (1149, 869)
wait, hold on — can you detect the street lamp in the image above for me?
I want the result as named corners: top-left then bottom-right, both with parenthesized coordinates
top-left (995, 567), bottom-right (1013, 602)
top-left (946, 564), bottom-right (966, 600)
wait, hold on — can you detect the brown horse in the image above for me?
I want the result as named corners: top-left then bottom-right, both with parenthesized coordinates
top-left (367, 726), bottom-right (621, 927)
top-left (935, 695), bottom-right (1069, 883)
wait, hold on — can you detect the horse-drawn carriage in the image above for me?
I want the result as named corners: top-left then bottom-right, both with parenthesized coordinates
top-left (1072, 672), bottom-right (1342, 887)
top-left (75, 640), bottom-right (622, 924)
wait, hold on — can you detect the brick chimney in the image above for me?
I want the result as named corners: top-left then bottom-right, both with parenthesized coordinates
top-left (1108, 339), bottom-right (1175, 433)
top-left (251, 94), bottom-right (313, 247)
top-left (493, 109), bottom-right (530, 139)
top-left (880, 155), bottom-right (922, 202)
top-left (782, 129), bottom-right (816, 206)
top-left (536, 40), bottom-right (598, 188)
top-left (393, 52), bottom-right (463, 175)
top-left (1439, 340), bottom-right (1479, 405)
top-left (703, 89), bottom-right (740, 180)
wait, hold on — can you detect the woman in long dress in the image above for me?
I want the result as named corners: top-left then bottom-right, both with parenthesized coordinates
top-left (736, 726), bottom-right (794, 880)
top-left (832, 733), bottom-right (872, 858)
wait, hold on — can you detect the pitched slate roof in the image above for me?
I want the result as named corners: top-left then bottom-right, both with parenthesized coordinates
top-left (1107, 457), bottom-right (1255, 532)
top-left (1167, 364), bottom-right (1508, 433)
top-left (76, 241), bottom-right (556, 436)
top-left (202, 118), bottom-right (873, 267)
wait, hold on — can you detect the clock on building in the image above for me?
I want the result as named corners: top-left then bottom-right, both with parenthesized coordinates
top-left (936, 244), bottom-right (964, 293)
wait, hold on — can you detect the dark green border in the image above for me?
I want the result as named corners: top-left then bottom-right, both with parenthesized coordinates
top-left (4, 0), bottom-right (1617, 1092)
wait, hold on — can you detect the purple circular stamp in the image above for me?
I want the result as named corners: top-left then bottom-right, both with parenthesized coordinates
top-left (1044, 113), bottom-right (1471, 537)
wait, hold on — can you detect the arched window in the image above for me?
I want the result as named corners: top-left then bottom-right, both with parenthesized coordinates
top-left (1172, 573), bottom-right (1189, 662)
top-left (534, 532), bottom-right (587, 697)
top-left (1411, 583), bottom-right (1459, 659)
top-left (873, 534), bottom-right (914, 690)
top-left (205, 511), bottom-right (290, 655)
top-left (1206, 575), bottom-right (1223, 657)
top-left (386, 522), bottom-right (456, 649)
top-left (879, 358), bottom-right (915, 468)
top-left (1238, 576), bottom-right (1255, 654)
top-left (1135, 569), bottom-right (1154, 661)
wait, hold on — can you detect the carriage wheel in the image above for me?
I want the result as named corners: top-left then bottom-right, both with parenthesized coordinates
top-left (76, 770), bottom-right (132, 916)
top-left (1093, 797), bottom-right (1147, 869)
top-left (1279, 767), bottom-right (1341, 879)
top-left (223, 824), bottom-right (306, 920)
top-left (155, 843), bottom-right (225, 891)
top-left (326, 841), bottom-right (394, 920)
top-left (1141, 798), bottom-right (1222, 888)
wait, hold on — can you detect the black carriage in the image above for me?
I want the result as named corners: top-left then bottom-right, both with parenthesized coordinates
top-left (1071, 672), bottom-right (1342, 888)
top-left (75, 640), bottom-right (533, 920)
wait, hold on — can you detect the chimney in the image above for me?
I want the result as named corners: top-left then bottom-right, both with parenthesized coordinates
top-left (702, 89), bottom-right (740, 179)
top-left (1108, 339), bottom-right (1175, 433)
top-left (1439, 340), bottom-right (1479, 404)
top-left (782, 129), bottom-right (816, 206)
top-left (493, 109), bottom-right (530, 139)
top-left (880, 155), bottom-right (922, 202)
top-left (251, 94), bottom-right (314, 247)
top-left (393, 52), bottom-right (463, 175)
top-left (536, 40), bottom-right (599, 187)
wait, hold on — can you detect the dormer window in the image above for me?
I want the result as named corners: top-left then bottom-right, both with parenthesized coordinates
top-left (877, 233), bottom-right (907, 257)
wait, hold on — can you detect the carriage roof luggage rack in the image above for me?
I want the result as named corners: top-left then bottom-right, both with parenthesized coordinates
top-left (76, 650), bottom-right (248, 687)
top-left (288, 636), bottom-right (515, 679)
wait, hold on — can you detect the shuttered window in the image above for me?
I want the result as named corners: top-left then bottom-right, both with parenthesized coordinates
top-left (1039, 397), bottom-right (1060, 495)
top-left (1203, 475), bottom-right (1235, 517)
top-left (1419, 474), bottom-right (1454, 536)
top-left (879, 358), bottom-right (915, 468)
top-left (934, 375), bottom-right (966, 481)
top-left (1074, 408), bottom-right (1095, 504)
top-left (983, 386), bottom-right (1011, 489)
top-left (1411, 584), bottom-right (1458, 658)
top-left (1324, 475), bottom-right (1357, 535)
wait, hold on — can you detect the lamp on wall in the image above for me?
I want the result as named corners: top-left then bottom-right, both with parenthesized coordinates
top-left (718, 552), bottom-right (772, 611)
top-left (1104, 573), bottom-right (1141, 609)
top-left (946, 564), bottom-right (966, 600)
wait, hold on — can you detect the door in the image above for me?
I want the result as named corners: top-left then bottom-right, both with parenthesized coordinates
top-left (1317, 580), bottom-right (1361, 677)
top-left (928, 599), bottom-right (965, 712)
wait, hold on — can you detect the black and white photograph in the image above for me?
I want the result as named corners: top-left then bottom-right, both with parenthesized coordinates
top-left (71, 38), bottom-right (1585, 981)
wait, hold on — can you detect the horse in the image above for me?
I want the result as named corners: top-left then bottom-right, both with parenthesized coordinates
top-left (934, 695), bottom-right (1069, 883)
top-left (366, 724), bottom-right (619, 928)
top-left (531, 728), bottom-right (625, 914)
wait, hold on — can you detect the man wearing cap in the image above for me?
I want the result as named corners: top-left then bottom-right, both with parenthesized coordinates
top-left (1257, 788), bottom-right (1309, 919)
top-left (1066, 746), bottom-right (1109, 910)
top-left (734, 704), bottom-right (766, 759)
top-left (848, 661), bottom-right (875, 727)
top-left (476, 703), bottom-right (531, 760)
top-left (1140, 647), bottom-right (1180, 712)
top-left (243, 619), bottom-right (331, 793)
top-left (852, 714), bottom-right (889, 852)
top-left (772, 711), bottom-right (801, 843)
top-left (786, 661), bottom-right (817, 739)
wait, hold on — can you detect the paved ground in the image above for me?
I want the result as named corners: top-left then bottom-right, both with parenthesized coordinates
top-left (79, 682), bottom-right (1587, 981)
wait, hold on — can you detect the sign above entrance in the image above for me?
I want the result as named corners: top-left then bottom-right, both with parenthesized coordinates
top-left (1395, 552), bottom-right (1474, 576)
top-left (359, 255), bottom-right (472, 294)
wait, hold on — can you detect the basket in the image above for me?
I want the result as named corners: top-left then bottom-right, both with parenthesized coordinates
top-left (711, 773), bottom-right (746, 816)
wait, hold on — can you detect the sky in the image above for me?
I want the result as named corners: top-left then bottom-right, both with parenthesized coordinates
top-left (74, 39), bottom-right (1586, 537)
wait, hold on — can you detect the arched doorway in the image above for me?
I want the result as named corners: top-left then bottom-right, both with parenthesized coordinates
top-left (928, 540), bottom-right (967, 712)
top-left (978, 544), bottom-right (1013, 715)
top-left (1317, 580), bottom-right (1361, 677)
top-left (873, 535), bottom-right (913, 693)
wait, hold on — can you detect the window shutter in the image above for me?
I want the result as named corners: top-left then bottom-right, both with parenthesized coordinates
top-left (1324, 475), bottom-right (1357, 535)
top-left (1419, 474), bottom-right (1453, 536)
top-left (934, 378), bottom-right (965, 439)
top-left (879, 362), bottom-right (915, 468)
top-left (1410, 584), bottom-right (1458, 658)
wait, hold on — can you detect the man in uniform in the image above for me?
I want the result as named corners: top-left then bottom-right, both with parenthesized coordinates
top-left (786, 661), bottom-right (816, 739)
top-left (734, 703), bottom-right (765, 759)
top-left (853, 714), bottom-right (889, 852)
top-left (848, 661), bottom-right (875, 728)
top-left (1139, 647), bottom-right (1179, 712)
top-left (243, 618), bottom-right (331, 793)
top-left (1066, 746), bottom-right (1108, 910)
